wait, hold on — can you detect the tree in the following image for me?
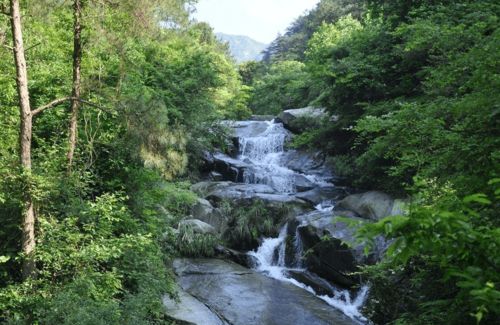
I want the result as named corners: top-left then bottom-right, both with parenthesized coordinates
top-left (8, 0), bottom-right (36, 278)
top-left (66, 0), bottom-right (82, 170)
top-left (5, 0), bottom-right (80, 278)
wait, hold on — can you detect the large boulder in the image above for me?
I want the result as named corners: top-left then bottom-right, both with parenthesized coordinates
top-left (292, 211), bottom-right (362, 287)
top-left (290, 210), bottom-right (387, 287)
top-left (292, 174), bottom-right (316, 192)
top-left (190, 198), bottom-right (228, 233)
top-left (294, 186), bottom-right (351, 205)
top-left (212, 152), bottom-right (251, 182)
top-left (337, 191), bottom-right (398, 221)
top-left (280, 150), bottom-right (333, 178)
top-left (178, 219), bottom-right (216, 235)
top-left (172, 258), bottom-right (356, 325)
top-left (277, 107), bottom-right (328, 133)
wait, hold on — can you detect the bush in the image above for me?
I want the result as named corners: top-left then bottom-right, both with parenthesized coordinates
top-left (174, 224), bottom-right (220, 257)
top-left (222, 200), bottom-right (291, 250)
top-left (347, 179), bottom-right (500, 324)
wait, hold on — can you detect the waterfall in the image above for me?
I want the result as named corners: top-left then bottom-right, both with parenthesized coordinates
top-left (239, 121), bottom-right (288, 161)
top-left (236, 119), bottom-right (368, 324)
top-left (294, 226), bottom-right (304, 268)
top-left (248, 224), bottom-right (288, 280)
top-left (238, 121), bottom-right (296, 193)
top-left (249, 223), bottom-right (370, 324)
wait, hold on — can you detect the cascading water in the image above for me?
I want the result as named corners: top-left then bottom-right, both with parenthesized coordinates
top-left (239, 120), bottom-right (300, 193)
top-left (235, 119), bottom-right (369, 323)
top-left (293, 226), bottom-right (304, 268)
top-left (250, 223), bottom-right (370, 324)
top-left (248, 224), bottom-right (289, 279)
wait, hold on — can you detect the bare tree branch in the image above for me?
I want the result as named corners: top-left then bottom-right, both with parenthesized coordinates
top-left (31, 97), bottom-right (71, 116)
top-left (32, 96), bottom-right (114, 116)
top-left (77, 98), bottom-right (114, 114)
top-left (25, 42), bottom-right (41, 52)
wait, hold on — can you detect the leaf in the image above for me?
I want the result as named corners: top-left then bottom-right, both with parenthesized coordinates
top-left (0, 256), bottom-right (10, 263)
top-left (463, 194), bottom-right (492, 205)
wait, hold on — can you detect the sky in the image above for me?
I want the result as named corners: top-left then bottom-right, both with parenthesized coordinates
top-left (192, 0), bottom-right (320, 44)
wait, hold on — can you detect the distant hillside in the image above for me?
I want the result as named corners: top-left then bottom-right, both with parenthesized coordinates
top-left (216, 33), bottom-right (267, 63)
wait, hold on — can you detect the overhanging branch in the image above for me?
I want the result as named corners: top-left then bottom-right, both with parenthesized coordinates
top-left (32, 97), bottom-right (71, 116)
top-left (32, 97), bottom-right (114, 116)
top-left (77, 99), bottom-right (114, 114)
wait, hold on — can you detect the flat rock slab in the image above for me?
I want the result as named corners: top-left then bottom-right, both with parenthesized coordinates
top-left (172, 258), bottom-right (356, 325)
top-left (163, 288), bottom-right (227, 325)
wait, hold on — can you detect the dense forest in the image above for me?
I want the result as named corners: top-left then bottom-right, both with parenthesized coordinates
top-left (0, 0), bottom-right (498, 324)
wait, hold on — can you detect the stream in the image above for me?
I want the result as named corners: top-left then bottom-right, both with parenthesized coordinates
top-left (238, 119), bottom-right (369, 323)
top-left (165, 118), bottom-right (371, 325)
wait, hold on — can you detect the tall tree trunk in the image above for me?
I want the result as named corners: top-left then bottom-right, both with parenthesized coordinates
top-left (67, 0), bottom-right (82, 170)
top-left (10, 0), bottom-right (36, 279)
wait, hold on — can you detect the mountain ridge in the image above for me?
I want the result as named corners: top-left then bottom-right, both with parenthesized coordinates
top-left (216, 33), bottom-right (267, 63)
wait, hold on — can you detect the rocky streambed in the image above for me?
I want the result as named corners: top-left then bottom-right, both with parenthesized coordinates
top-left (165, 111), bottom-right (406, 325)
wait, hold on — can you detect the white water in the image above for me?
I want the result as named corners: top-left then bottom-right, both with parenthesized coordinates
top-left (249, 223), bottom-right (369, 324)
top-left (239, 120), bottom-right (329, 193)
top-left (238, 120), bottom-right (369, 323)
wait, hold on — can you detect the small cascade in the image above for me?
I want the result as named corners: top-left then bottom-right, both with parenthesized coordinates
top-left (316, 285), bottom-right (370, 323)
top-left (238, 121), bottom-right (298, 193)
top-left (293, 226), bottom-right (304, 268)
top-left (248, 224), bottom-right (289, 280)
top-left (249, 223), bottom-right (369, 324)
top-left (315, 200), bottom-right (335, 212)
top-left (239, 121), bottom-right (288, 161)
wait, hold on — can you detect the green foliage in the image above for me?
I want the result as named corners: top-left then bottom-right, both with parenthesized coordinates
top-left (249, 60), bottom-right (311, 115)
top-left (174, 224), bottom-right (220, 258)
top-left (0, 191), bottom-right (174, 324)
top-left (263, 0), bottom-right (363, 62)
top-left (344, 179), bottom-right (500, 323)
top-left (0, 0), bottom-right (247, 323)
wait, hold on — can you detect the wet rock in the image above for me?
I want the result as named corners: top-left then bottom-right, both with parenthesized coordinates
top-left (280, 150), bottom-right (333, 177)
top-left (293, 174), bottom-right (316, 192)
top-left (209, 171), bottom-right (224, 181)
top-left (337, 191), bottom-right (397, 221)
top-left (190, 198), bottom-right (228, 233)
top-left (213, 153), bottom-right (250, 182)
top-left (214, 245), bottom-right (257, 268)
top-left (173, 258), bottom-right (356, 325)
top-left (163, 287), bottom-right (226, 325)
top-left (286, 270), bottom-right (336, 297)
top-left (277, 107), bottom-right (328, 133)
top-left (295, 186), bottom-right (351, 205)
top-left (179, 219), bottom-right (217, 235)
